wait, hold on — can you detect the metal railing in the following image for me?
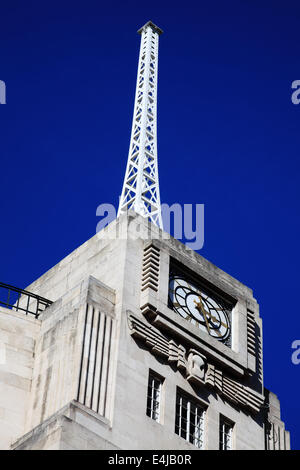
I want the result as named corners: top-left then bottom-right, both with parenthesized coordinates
top-left (0, 282), bottom-right (53, 318)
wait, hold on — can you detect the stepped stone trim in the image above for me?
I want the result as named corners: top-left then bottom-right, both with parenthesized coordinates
top-left (141, 244), bottom-right (160, 292)
top-left (247, 309), bottom-right (256, 357)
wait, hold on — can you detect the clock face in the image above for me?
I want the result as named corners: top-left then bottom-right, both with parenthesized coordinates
top-left (169, 275), bottom-right (231, 345)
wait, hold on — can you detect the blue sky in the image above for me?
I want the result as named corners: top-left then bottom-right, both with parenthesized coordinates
top-left (1, 0), bottom-right (300, 448)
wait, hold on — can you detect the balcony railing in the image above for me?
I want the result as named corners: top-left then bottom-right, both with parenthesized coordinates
top-left (0, 282), bottom-right (53, 318)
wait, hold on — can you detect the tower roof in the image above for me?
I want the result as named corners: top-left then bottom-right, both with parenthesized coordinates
top-left (137, 20), bottom-right (163, 36)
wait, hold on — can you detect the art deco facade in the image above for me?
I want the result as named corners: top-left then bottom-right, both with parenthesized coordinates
top-left (0, 214), bottom-right (290, 449)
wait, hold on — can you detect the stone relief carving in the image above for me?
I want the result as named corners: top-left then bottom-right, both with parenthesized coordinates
top-left (127, 312), bottom-right (264, 414)
top-left (186, 351), bottom-right (206, 385)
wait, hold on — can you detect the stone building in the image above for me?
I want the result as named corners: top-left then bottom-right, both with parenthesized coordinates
top-left (0, 213), bottom-right (290, 450)
top-left (0, 21), bottom-right (290, 450)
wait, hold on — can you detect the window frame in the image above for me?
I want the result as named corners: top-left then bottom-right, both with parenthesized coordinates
top-left (146, 370), bottom-right (164, 423)
top-left (219, 415), bottom-right (234, 450)
top-left (175, 389), bottom-right (206, 449)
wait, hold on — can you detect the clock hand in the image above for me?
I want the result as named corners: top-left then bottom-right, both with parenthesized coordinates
top-left (194, 296), bottom-right (211, 321)
top-left (194, 298), bottom-right (211, 333)
top-left (202, 309), bottom-right (212, 334)
top-left (207, 311), bottom-right (228, 329)
top-left (194, 298), bottom-right (227, 332)
top-left (195, 299), bottom-right (227, 327)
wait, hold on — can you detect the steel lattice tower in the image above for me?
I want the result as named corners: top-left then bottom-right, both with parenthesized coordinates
top-left (118, 21), bottom-right (163, 229)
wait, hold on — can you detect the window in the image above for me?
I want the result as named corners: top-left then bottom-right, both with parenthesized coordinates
top-left (219, 416), bottom-right (234, 450)
top-left (175, 390), bottom-right (205, 449)
top-left (146, 372), bottom-right (163, 422)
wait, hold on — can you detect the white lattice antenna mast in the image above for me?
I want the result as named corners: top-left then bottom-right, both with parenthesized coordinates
top-left (118, 21), bottom-right (163, 229)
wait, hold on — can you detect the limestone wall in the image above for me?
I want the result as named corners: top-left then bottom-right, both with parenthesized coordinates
top-left (0, 307), bottom-right (40, 449)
